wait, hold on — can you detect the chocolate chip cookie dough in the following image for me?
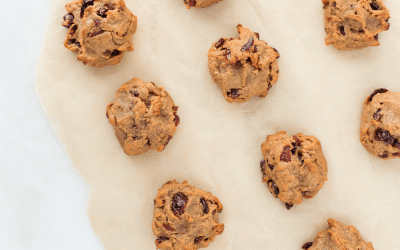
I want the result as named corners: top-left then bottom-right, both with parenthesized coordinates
top-left (302, 219), bottom-right (374, 250)
top-left (322, 0), bottom-right (390, 50)
top-left (360, 88), bottom-right (400, 160)
top-left (208, 24), bottom-right (280, 103)
top-left (260, 131), bottom-right (328, 210)
top-left (62, 0), bottom-right (137, 67)
top-left (152, 180), bottom-right (224, 250)
top-left (106, 77), bottom-right (180, 156)
top-left (183, 0), bottom-right (223, 9)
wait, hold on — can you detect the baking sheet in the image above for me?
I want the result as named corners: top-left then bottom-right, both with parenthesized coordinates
top-left (35, 0), bottom-right (400, 249)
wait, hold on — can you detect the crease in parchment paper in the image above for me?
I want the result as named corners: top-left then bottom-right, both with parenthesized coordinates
top-left (35, 0), bottom-right (400, 249)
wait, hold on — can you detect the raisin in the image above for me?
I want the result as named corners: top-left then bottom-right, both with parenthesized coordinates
top-left (76, 42), bottom-right (81, 48)
top-left (393, 152), bottom-right (400, 157)
top-left (374, 34), bottom-right (379, 40)
top-left (68, 39), bottom-right (77, 45)
top-left (111, 50), bottom-right (121, 57)
top-left (298, 152), bottom-right (304, 163)
top-left (332, 2), bottom-right (337, 7)
top-left (189, 0), bottom-right (196, 7)
top-left (273, 48), bottom-right (280, 59)
top-left (375, 128), bottom-right (394, 145)
top-left (368, 88), bottom-right (388, 102)
top-left (268, 164), bottom-right (274, 171)
top-left (370, 2), bottom-right (380, 10)
top-left (130, 91), bottom-right (139, 97)
top-left (200, 198), bottom-right (209, 214)
top-left (215, 38), bottom-right (225, 48)
top-left (379, 152), bottom-right (388, 159)
top-left (98, 5), bottom-right (114, 18)
top-left (106, 112), bottom-right (109, 119)
top-left (280, 145), bottom-right (292, 162)
top-left (339, 25), bottom-right (346, 35)
top-left (212, 210), bottom-right (216, 215)
top-left (285, 203), bottom-right (294, 210)
top-left (241, 37), bottom-right (254, 52)
top-left (174, 115), bottom-right (180, 127)
top-left (254, 32), bottom-right (260, 39)
top-left (254, 46), bottom-right (258, 53)
top-left (164, 135), bottom-right (173, 148)
top-left (194, 236), bottom-right (203, 244)
top-left (80, 0), bottom-right (94, 18)
top-left (156, 237), bottom-right (169, 244)
top-left (163, 224), bottom-right (175, 231)
top-left (173, 106), bottom-right (179, 112)
top-left (268, 180), bottom-right (279, 196)
top-left (88, 29), bottom-right (104, 37)
top-left (302, 191), bottom-right (313, 198)
top-left (69, 25), bottom-right (78, 35)
top-left (260, 160), bottom-right (266, 171)
top-left (63, 13), bottom-right (74, 22)
top-left (171, 192), bottom-right (188, 216)
top-left (394, 139), bottom-right (400, 149)
top-left (229, 89), bottom-right (240, 99)
top-left (224, 49), bottom-right (231, 60)
top-left (268, 83), bottom-right (272, 90)
top-left (302, 242), bottom-right (313, 249)
top-left (373, 108), bottom-right (381, 120)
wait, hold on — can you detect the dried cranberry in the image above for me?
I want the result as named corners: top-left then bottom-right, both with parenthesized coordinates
top-left (302, 242), bottom-right (313, 249)
top-left (130, 91), bottom-right (139, 97)
top-left (375, 128), bottom-right (394, 145)
top-left (215, 38), bottom-right (225, 48)
top-left (80, 0), bottom-right (94, 18)
top-left (229, 89), bottom-right (240, 99)
top-left (200, 198), bottom-right (209, 214)
top-left (171, 192), bottom-right (188, 216)
top-left (156, 236), bottom-right (169, 244)
top-left (268, 180), bottom-right (279, 196)
top-left (373, 108), bottom-right (381, 120)
top-left (369, 88), bottom-right (388, 102)
top-left (280, 145), bottom-right (292, 162)
top-left (241, 37), bottom-right (254, 52)
top-left (163, 224), bottom-right (175, 231)
top-left (189, 0), bottom-right (196, 7)
top-left (285, 203), bottom-right (294, 210)
top-left (174, 115), bottom-right (180, 127)
top-left (339, 25), bottom-right (346, 35)
top-left (194, 236), bottom-right (203, 244)
top-left (370, 2), bottom-right (380, 10)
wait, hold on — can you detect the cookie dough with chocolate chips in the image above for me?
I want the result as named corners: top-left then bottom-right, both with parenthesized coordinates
top-left (152, 180), bottom-right (224, 250)
top-left (62, 0), bottom-right (137, 67)
top-left (322, 0), bottom-right (390, 50)
top-left (301, 219), bottom-right (374, 250)
top-left (208, 24), bottom-right (280, 103)
top-left (260, 131), bottom-right (328, 210)
top-left (360, 88), bottom-right (400, 160)
top-left (106, 77), bottom-right (180, 156)
top-left (183, 0), bottom-right (223, 9)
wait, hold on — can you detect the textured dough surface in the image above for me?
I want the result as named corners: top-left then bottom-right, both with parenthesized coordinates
top-left (106, 77), bottom-right (179, 155)
top-left (208, 24), bottom-right (280, 103)
top-left (152, 180), bottom-right (224, 250)
top-left (62, 0), bottom-right (137, 67)
top-left (261, 131), bottom-right (328, 209)
top-left (360, 89), bottom-right (400, 160)
top-left (304, 219), bottom-right (374, 250)
top-left (322, 0), bottom-right (390, 50)
top-left (183, 0), bottom-right (223, 9)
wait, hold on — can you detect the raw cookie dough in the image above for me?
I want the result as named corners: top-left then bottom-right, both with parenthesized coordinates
top-left (260, 131), bottom-right (328, 210)
top-left (301, 219), bottom-right (374, 250)
top-left (208, 24), bottom-right (280, 103)
top-left (322, 0), bottom-right (390, 50)
top-left (106, 77), bottom-right (180, 156)
top-left (152, 180), bottom-right (224, 250)
top-left (182, 0), bottom-right (223, 9)
top-left (360, 88), bottom-right (400, 160)
top-left (62, 0), bottom-right (137, 67)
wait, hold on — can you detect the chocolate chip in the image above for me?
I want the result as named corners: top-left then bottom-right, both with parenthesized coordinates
top-left (339, 25), bottom-right (346, 35)
top-left (189, 0), bottom-right (196, 7)
top-left (171, 192), bottom-right (188, 216)
top-left (254, 32), bottom-right (260, 39)
top-left (241, 37), bottom-right (254, 52)
top-left (215, 38), bottom-right (225, 48)
top-left (268, 180), bottom-right (279, 196)
top-left (229, 89), bottom-right (240, 99)
top-left (130, 91), bottom-right (139, 97)
top-left (280, 145), bottom-right (292, 162)
top-left (268, 164), bottom-right (274, 171)
top-left (174, 115), bottom-right (180, 127)
top-left (285, 203), bottom-right (294, 210)
top-left (163, 224), bottom-right (175, 231)
top-left (375, 128), bottom-right (394, 145)
top-left (80, 0), bottom-right (94, 18)
top-left (373, 108), bottom-right (381, 120)
top-left (194, 236), bottom-right (203, 244)
top-left (302, 242), bottom-right (313, 249)
top-left (379, 152), bottom-right (388, 158)
top-left (370, 2), bottom-right (380, 10)
top-left (98, 5), bottom-right (114, 18)
top-left (111, 50), bottom-right (121, 57)
top-left (369, 88), bottom-right (388, 102)
top-left (200, 198), bottom-right (209, 214)
top-left (156, 237), bottom-right (169, 244)
top-left (224, 49), bottom-right (231, 60)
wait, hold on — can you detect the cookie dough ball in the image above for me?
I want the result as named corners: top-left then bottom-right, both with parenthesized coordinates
top-left (106, 78), bottom-right (180, 156)
top-left (183, 0), bottom-right (223, 9)
top-left (322, 0), bottom-right (390, 50)
top-left (260, 131), bottom-right (328, 210)
top-left (152, 180), bottom-right (224, 250)
top-left (62, 0), bottom-right (137, 67)
top-left (302, 219), bottom-right (374, 250)
top-left (208, 24), bottom-right (280, 103)
top-left (360, 88), bottom-right (400, 160)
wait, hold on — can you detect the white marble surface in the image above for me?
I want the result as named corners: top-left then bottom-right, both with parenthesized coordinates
top-left (1, 1), bottom-right (103, 249)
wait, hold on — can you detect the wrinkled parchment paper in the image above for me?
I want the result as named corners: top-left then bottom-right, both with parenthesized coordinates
top-left (36, 0), bottom-right (400, 249)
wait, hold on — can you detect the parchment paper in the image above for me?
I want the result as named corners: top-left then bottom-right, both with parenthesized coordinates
top-left (35, 0), bottom-right (400, 249)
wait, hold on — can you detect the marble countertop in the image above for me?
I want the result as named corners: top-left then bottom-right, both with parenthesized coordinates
top-left (1, 1), bottom-right (102, 249)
